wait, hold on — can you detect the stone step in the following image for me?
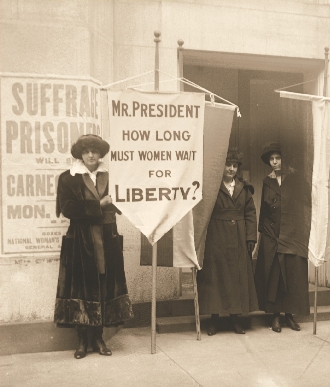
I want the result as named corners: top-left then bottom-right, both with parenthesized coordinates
top-left (182, 284), bottom-right (330, 307)
top-left (126, 286), bottom-right (330, 329)
top-left (308, 284), bottom-right (330, 306)
top-left (156, 305), bottom-right (330, 334)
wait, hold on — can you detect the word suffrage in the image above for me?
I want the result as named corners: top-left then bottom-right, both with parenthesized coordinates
top-left (1, 75), bottom-right (102, 254)
top-left (107, 89), bottom-right (204, 244)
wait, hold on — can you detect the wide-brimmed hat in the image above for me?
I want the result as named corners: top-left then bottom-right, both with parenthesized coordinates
top-left (226, 147), bottom-right (243, 166)
top-left (71, 134), bottom-right (110, 159)
top-left (261, 142), bottom-right (281, 166)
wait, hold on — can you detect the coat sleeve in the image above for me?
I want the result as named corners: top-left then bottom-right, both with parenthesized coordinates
top-left (244, 188), bottom-right (257, 242)
top-left (56, 173), bottom-right (102, 219)
top-left (258, 183), bottom-right (267, 233)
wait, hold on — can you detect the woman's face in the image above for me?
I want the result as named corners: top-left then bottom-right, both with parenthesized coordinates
top-left (223, 162), bottom-right (238, 179)
top-left (269, 152), bottom-right (281, 171)
top-left (82, 148), bottom-right (101, 171)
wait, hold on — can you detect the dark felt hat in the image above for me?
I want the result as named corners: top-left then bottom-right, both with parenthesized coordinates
top-left (226, 147), bottom-right (243, 166)
top-left (261, 142), bottom-right (281, 165)
top-left (71, 134), bottom-right (110, 159)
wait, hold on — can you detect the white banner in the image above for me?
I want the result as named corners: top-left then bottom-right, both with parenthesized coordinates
top-left (0, 74), bottom-right (102, 254)
top-left (107, 89), bottom-right (205, 244)
top-left (310, 98), bottom-right (330, 267)
top-left (280, 91), bottom-right (330, 267)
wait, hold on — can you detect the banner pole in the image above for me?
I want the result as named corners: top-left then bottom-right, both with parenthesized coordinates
top-left (313, 47), bottom-right (329, 335)
top-left (151, 243), bottom-right (157, 353)
top-left (151, 31), bottom-right (161, 354)
top-left (323, 47), bottom-right (329, 98)
top-left (192, 268), bottom-right (201, 340)
top-left (154, 31), bottom-right (160, 92)
top-left (178, 39), bottom-right (201, 341)
top-left (313, 46), bottom-right (329, 336)
top-left (313, 266), bottom-right (318, 335)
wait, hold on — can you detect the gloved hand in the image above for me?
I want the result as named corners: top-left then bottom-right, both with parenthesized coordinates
top-left (246, 241), bottom-right (255, 257)
top-left (100, 195), bottom-right (112, 207)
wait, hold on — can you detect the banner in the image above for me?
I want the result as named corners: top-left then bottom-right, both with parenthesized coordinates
top-left (140, 102), bottom-right (236, 267)
top-left (0, 74), bottom-right (102, 254)
top-left (107, 89), bottom-right (205, 245)
top-left (280, 91), bottom-right (330, 267)
top-left (193, 102), bottom-right (236, 267)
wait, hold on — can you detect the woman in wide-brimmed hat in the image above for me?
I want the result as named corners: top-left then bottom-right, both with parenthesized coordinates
top-left (54, 134), bottom-right (133, 359)
top-left (255, 142), bottom-right (310, 333)
top-left (197, 147), bottom-right (258, 336)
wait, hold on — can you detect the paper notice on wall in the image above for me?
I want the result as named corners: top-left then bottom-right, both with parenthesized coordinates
top-left (0, 74), bottom-right (102, 254)
top-left (107, 89), bottom-right (205, 245)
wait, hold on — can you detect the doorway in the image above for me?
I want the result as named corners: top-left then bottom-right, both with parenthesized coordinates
top-left (183, 66), bottom-right (303, 242)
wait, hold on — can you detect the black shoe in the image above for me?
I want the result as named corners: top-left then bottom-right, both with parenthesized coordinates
top-left (74, 326), bottom-right (88, 359)
top-left (207, 315), bottom-right (218, 336)
top-left (230, 315), bottom-right (245, 334)
top-left (285, 314), bottom-right (301, 331)
top-left (272, 314), bottom-right (281, 333)
top-left (92, 327), bottom-right (112, 356)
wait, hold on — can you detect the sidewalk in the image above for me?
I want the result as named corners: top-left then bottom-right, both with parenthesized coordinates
top-left (1, 321), bottom-right (330, 387)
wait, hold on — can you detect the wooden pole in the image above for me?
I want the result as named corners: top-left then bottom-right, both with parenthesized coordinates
top-left (177, 39), bottom-right (184, 92)
top-left (151, 243), bottom-right (158, 353)
top-left (151, 31), bottom-right (161, 354)
top-left (192, 268), bottom-right (201, 340)
top-left (313, 46), bottom-right (329, 335)
top-left (154, 31), bottom-right (161, 92)
top-left (178, 38), bottom-right (201, 340)
top-left (313, 266), bottom-right (318, 335)
top-left (176, 39), bottom-right (184, 298)
top-left (323, 47), bottom-right (329, 98)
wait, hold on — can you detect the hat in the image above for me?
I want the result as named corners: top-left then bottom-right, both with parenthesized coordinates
top-left (71, 134), bottom-right (110, 159)
top-left (261, 142), bottom-right (281, 166)
top-left (226, 147), bottom-right (243, 166)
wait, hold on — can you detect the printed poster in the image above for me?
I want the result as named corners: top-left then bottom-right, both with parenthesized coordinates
top-left (0, 74), bottom-right (102, 254)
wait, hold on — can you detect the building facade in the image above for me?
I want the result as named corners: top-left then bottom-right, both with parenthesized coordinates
top-left (0, 0), bottom-right (329, 353)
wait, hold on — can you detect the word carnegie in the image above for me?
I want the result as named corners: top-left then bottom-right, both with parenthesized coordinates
top-left (112, 100), bottom-right (201, 118)
top-left (115, 185), bottom-right (192, 202)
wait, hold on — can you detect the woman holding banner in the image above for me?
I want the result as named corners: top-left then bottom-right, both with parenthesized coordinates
top-left (54, 134), bottom-right (133, 359)
top-left (197, 148), bottom-right (258, 335)
top-left (254, 143), bottom-right (310, 333)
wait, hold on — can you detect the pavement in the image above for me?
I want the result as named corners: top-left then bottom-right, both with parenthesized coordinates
top-left (1, 320), bottom-right (330, 387)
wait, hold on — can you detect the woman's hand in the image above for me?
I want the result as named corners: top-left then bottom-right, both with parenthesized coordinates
top-left (246, 241), bottom-right (255, 257)
top-left (100, 195), bottom-right (112, 207)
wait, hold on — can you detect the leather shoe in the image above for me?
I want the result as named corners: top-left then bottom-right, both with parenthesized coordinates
top-left (74, 326), bottom-right (88, 359)
top-left (92, 327), bottom-right (112, 356)
top-left (230, 315), bottom-right (245, 334)
top-left (207, 315), bottom-right (218, 336)
top-left (207, 324), bottom-right (217, 336)
top-left (272, 314), bottom-right (281, 333)
top-left (285, 314), bottom-right (301, 331)
top-left (92, 338), bottom-right (112, 356)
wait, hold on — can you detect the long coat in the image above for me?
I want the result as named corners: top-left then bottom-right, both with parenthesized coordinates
top-left (254, 172), bottom-right (310, 315)
top-left (197, 178), bottom-right (259, 315)
top-left (54, 170), bottom-right (133, 327)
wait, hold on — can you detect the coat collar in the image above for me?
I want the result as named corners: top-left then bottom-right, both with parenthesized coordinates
top-left (82, 171), bottom-right (108, 199)
top-left (263, 175), bottom-right (281, 195)
top-left (82, 174), bottom-right (99, 199)
top-left (96, 172), bottom-right (108, 198)
top-left (220, 177), bottom-right (244, 201)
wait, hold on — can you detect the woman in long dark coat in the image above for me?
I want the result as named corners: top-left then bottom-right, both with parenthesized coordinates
top-left (197, 148), bottom-right (258, 335)
top-left (254, 143), bottom-right (310, 333)
top-left (54, 134), bottom-right (133, 359)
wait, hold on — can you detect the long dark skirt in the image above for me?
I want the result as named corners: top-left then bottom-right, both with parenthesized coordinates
top-left (197, 219), bottom-right (258, 316)
top-left (255, 252), bottom-right (310, 316)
